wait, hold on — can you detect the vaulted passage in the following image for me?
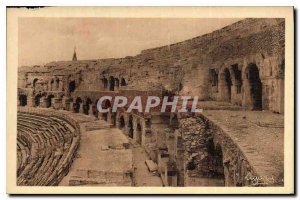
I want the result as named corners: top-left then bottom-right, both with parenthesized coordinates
top-left (109, 76), bottom-right (115, 91)
top-left (120, 78), bottom-right (126, 86)
top-left (84, 98), bottom-right (92, 115)
top-left (68, 81), bottom-right (76, 93)
top-left (75, 97), bottom-right (82, 113)
top-left (224, 68), bottom-right (232, 101)
top-left (34, 94), bottom-right (42, 106)
top-left (47, 94), bottom-right (54, 108)
top-left (247, 64), bottom-right (262, 110)
top-left (19, 95), bottom-right (27, 106)
top-left (119, 115), bottom-right (125, 129)
top-left (136, 122), bottom-right (142, 144)
top-left (128, 115), bottom-right (134, 138)
top-left (231, 64), bottom-right (242, 94)
top-left (102, 78), bottom-right (108, 89)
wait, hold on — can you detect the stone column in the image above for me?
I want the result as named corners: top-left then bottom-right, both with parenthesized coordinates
top-left (89, 105), bottom-right (94, 116)
top-left (27, 97), bottom-right (35, 107)
top-left (79, 103), bottom-right (84, 114)
top-left (98, 112), bottom-right (102, 120)
top-left (62, 96), bottom-right (71, 110)
top-left (69, 102), bottom-right (75, 112)
top-left (107, 111), bottom-right (112, 124)
top-left (40, 97), bottom-right (48, 108)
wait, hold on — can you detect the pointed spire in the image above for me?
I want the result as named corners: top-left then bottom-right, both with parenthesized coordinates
top-left (72, 46), bottom-right (77, 61)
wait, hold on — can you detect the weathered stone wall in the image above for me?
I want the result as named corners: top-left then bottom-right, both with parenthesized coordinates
top-left (18, 18), bottom-right (285, 113)
top-left (178, 115), bottom-right (259, 186)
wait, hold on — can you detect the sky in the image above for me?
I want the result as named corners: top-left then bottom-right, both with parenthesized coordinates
top-left (18, 18), bottom-right (241, 66)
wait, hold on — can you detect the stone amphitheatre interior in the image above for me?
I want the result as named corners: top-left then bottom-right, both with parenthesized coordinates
top-left (17, 18), bottom-right (284, 187)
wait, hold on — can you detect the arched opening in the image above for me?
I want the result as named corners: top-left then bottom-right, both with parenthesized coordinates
top-left (69, 80), bottom-right (76, 93)
top-left (109, 76), bottom-right (115, 91)
top-left (119, 115), bottom-right (125, 129)
top-left (102, 78), bottom-right (108, 90)
top-left (19, 95), bottom-right (27, 106)
top-left (231, 64), bottom-right (242, 94)
top-left (74, 97), bottom-right (82, 113)
top-left (223, 68), bottom-right (232, 101)
top-left (50, 79), bottom-right (54, 91)
top-left (120, 78), bottom-right (126, 86)
top-left (128, 115), bottom-right (134, 138)
top-left (33, 78), bottom-right (38, 88)
top-left (47, 94), bottom-right (54, 108)
top-left (247, 64), bottom-right (262, 110)
top-left (56, 78), bottom-right (60, 90)
top-left (115, 78), bottom-right (120, 88)
top-left (102, 99), bottom-right (111, 121)
top-left (84, 98), bottom-right (92, 115)
top-left (136, 122), bottom-right (142, 144)
top-left (34, 94), bottom-right (42, 107)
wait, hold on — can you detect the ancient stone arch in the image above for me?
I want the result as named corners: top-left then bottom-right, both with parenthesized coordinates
top-left (244, 63), bottom-right (262, 110)
top-left (127, 114), bottom-right (134, 138)
top-left (109, 76), bottom-right (115, 91)
top-left (74, 97), bottom-right (83, 113)
top-left (120, 78), bottom-right (126, 86)
top-left (50, 79), bottom-right (54, 91)
top-left (55, 77), bottom-right (60, 90)
top-left (68, 80), bottom-right (76, 94)
top-left (34, 93), bottom-right (42, 107)
top-left (119, 114), bottom-right (125, 129)
top-left (83, 97), bottom-right (93, 115)
top-left (46, 94), bottom-right (55, 108)
top-left (32, 78), bottom-right (38, 88)
top-left (115, 78), bottom-right (120, 88)
top-left (102, 77), bottom-right (108, 89)
top-left (19, 94), bottom-right (27, 106)
top-left (136, 119), bottom-right (143, 145)
top-left (219, 67), bottom-right (233, 102)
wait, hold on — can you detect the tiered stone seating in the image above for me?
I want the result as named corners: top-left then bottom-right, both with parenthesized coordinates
top-left (17, 107), bottom-right (80, 186)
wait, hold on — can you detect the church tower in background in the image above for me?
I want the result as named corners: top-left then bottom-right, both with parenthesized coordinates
top-left (72, 46), bottom-right (77, 61)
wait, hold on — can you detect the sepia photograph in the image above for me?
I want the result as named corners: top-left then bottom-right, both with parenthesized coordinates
top-left (6, 6), bottom-right (294, 194)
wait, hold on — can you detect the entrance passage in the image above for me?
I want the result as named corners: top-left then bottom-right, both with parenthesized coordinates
top-left (224, 68), bottom-right (232, 101)
top-left (248, 64), bottom-right (262, 110)
top-left (119, 115), bottom-right (125, 129)
top-left (128, 115), bottom-right (134, 138)
top-left (136, 123), bottom-right (142, 144)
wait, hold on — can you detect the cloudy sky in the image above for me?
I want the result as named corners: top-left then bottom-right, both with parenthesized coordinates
top-left (18, 18), bottom-right (241, 66)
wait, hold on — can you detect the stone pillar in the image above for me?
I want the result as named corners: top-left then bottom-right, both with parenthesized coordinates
top-left (62, 97), bottom-right (71, 110)
top-left (79, 103), bottom-right (84, 114)
top-left (107, 111), bottom-right (112, 124)
top-left (89, 105), bottom-right (94, 116)
top-left (40, 97), bottom-right (48, 108)
top-left (69, 102), bottom-right (75, 112)
top-left (98, 112), bottom-right (102, 120)
top-left (27, 97), bottom-right (35, 107)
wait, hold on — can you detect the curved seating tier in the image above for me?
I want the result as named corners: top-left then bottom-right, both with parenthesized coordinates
top-left (17, 107), bottom-right (80, 186)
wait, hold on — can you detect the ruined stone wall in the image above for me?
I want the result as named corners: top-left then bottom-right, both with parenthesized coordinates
top-left (178, 115), bottom-right (259, 186)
